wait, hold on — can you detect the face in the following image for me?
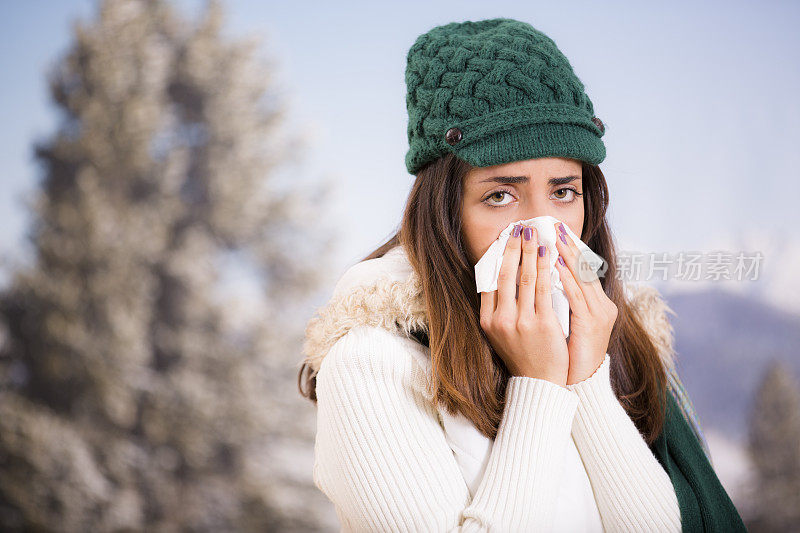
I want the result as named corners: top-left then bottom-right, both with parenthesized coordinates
top-left (461, 156), bottom-right (585, 266)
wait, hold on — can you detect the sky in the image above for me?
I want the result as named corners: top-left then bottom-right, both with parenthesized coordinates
top-left (2, 0), bottom-right (799, 307)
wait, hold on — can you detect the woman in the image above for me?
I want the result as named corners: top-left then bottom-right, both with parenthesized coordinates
top-left (298, 18), bottom-right (745, 532)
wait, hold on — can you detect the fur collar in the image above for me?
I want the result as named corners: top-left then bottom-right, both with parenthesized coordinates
top-left (302, 244), bottom-right (677, 376)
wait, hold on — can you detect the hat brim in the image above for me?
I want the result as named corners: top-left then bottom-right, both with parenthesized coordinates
top-left (451, 121), bottom-right (606, 168)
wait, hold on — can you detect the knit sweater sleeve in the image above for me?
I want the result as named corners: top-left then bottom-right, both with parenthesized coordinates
top-left (567, 353), bottom-right (682, 532)
top-left (313, 326), bottom-right (579, 532)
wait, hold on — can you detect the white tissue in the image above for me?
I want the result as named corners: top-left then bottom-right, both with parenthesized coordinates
top-left (473, 215), bottom-right (606, 337)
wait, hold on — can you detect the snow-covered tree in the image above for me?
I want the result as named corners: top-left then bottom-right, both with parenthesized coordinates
top-left (746, 359), bottom-right (800, 532)
top-left (0, 0), bottom-right (333, 530)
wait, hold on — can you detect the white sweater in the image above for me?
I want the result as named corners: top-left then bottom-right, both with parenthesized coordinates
top-left (306, 245), bottom-right (682, 532)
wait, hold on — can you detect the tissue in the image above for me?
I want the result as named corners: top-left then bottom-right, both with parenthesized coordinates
top-left (473, 215), bottom-right (606, 337)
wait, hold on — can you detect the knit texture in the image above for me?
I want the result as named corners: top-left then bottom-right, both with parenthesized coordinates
top-left (567, 353), bottom-right (682, 531)
top-left (313, 326), bottom-right (680, 531)
top-left (404, 18), bottom-right (606, 175)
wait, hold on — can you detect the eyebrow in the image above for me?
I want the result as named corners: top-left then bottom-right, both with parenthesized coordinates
top-left (477, 175), bottom-right (581, 186)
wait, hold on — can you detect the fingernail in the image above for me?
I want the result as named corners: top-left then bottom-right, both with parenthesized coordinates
top-left (559, 232), bottom-right (567, 244)
top-left (523, 226), bottom-right (532, 241)
top-left (558, 256), bottom-right (566, 266)
top-left (558, 222), bottom-right (566, 234)
top-left (512, 224), bottom-right (522, 237)
top-left (538, 245), bottom-right (546, 257)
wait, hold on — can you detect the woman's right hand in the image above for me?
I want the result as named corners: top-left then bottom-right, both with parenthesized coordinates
top-left (479, 224), bottom-right (570, 387)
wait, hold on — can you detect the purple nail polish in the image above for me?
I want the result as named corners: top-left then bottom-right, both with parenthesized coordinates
top-left (558, 222), bottom-right (566, 234)
top-left (559, 232), bottom-right (567, 244)
top-left (558, 256), bottom-right (566, 266)
top-left (538, 245), bottom-right (546, 257)
top-left (512, 224), bottom-right (521, 238)
top-left (522, 226), bottom-right (532, 241)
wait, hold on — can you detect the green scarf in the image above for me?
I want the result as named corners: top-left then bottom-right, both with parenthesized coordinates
top-left (650, 387), bottom-right (747, 531)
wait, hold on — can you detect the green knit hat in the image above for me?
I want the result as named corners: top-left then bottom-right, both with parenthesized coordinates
top-left (404, 18), bottom-right (606, 175)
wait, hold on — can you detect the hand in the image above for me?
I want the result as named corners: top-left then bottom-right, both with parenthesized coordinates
top-left (552, 221), bottom-right (618, 385)
top-left (479, 224), bottom-right (570, 387)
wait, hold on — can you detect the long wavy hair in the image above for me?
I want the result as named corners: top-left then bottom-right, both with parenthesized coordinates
top-left (298, 153), bottom-right (669, 444)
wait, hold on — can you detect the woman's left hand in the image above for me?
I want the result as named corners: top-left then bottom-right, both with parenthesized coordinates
top-left (552, 221), bottom-right (618, 385)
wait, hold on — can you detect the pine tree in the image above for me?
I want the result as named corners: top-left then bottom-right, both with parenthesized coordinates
top-left (746, 359), bottom-right (800, 532)
top-left (0, 0), bottom-right (334, 530)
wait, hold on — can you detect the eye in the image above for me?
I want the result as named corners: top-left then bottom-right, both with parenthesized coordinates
top-left (552, 187), bottom-right (583, 203)
top-left (482, 190), bottom-right (514, 208)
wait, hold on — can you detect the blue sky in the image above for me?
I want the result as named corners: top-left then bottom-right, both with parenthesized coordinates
top-left (2, 0), bottom-right (799, 302)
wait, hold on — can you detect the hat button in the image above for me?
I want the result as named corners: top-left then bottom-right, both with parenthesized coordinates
top-left (445, 127), bottom-right (462, 145)
top-left (591, 117), bottom-right (605, 133)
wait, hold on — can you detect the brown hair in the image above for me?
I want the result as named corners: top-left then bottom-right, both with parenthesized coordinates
top-left (298, 153), bottom-right (668, 443)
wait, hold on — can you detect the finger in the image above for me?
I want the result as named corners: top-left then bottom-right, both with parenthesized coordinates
top-left (516, 225), bottom-right (538, 318)
top-left (534, 239), bottom-right (553, 317)
top-left (554, 221), bottom-right (604, 306)
top-left (555, 253), bottom-right (589, 316)
top-left (496, 224), bottom-right (523, 318)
